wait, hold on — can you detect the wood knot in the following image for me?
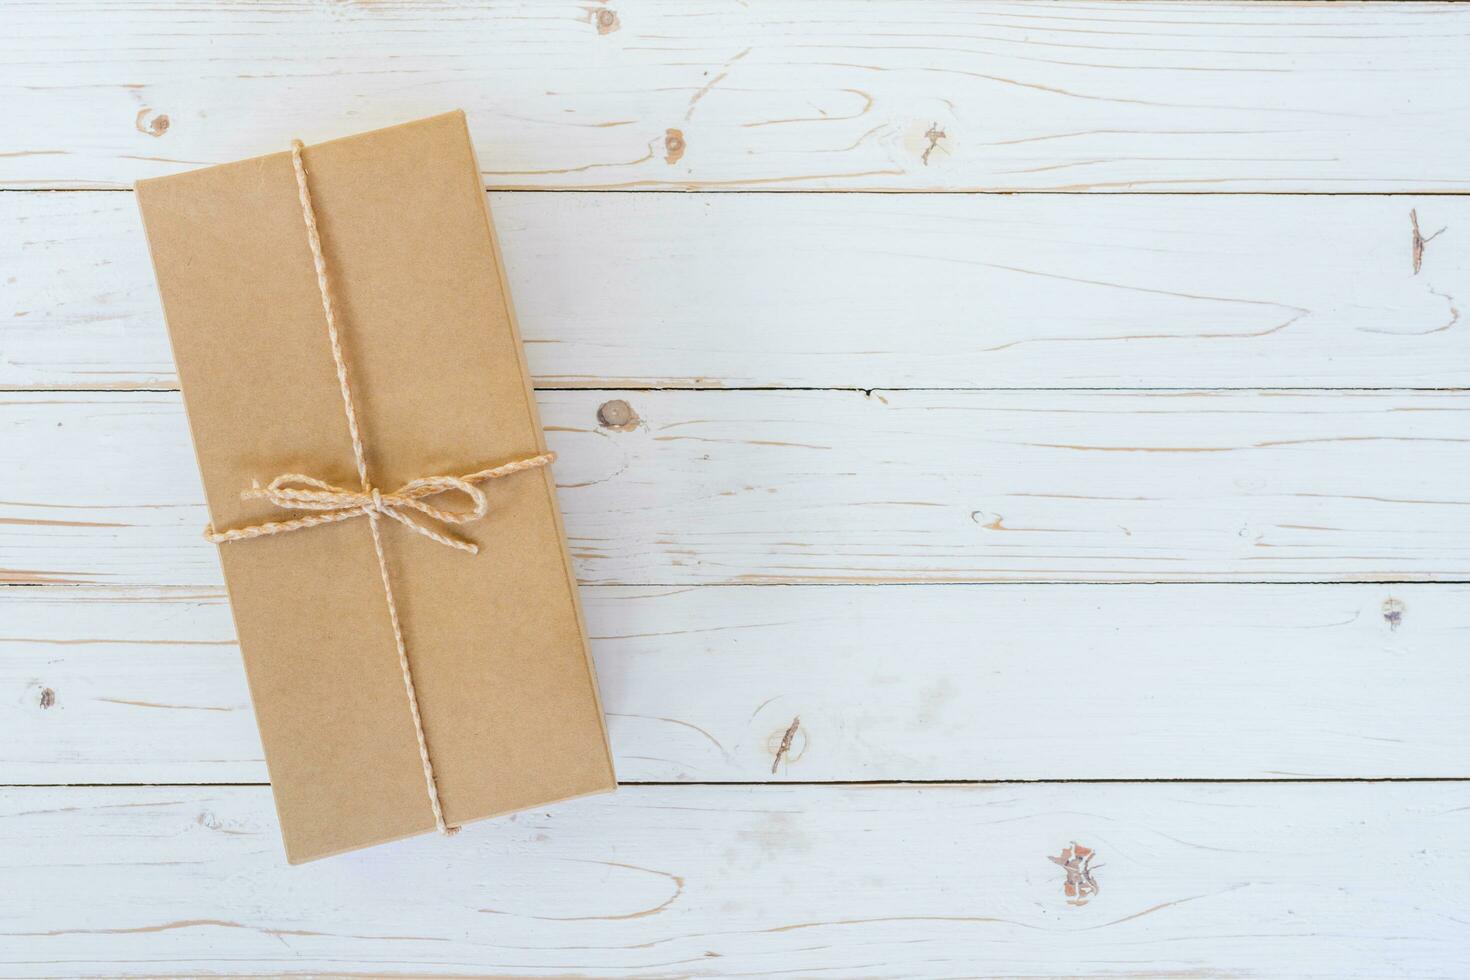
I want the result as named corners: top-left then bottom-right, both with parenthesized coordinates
top-left (664, 128), bottom-right (686, 165)
top-left (1382, 597), bottom-right (1405, 631)
top-left (920, 123), bottom-right (947, 165)
top-left (1048, 841), bottom-right (1099, 906)
top-left (597, 399), bottom-right (640, 431)
top-left (38, 687), bottom-right (56, 710)
top-left (769, 716), bottom-right (803, 773)
top-left (595, 7), bottom-right (620, 33)
top-left (135, 109), bottom-right (170, 138)
top-left (1410, 209), bottom-right (1445, 275)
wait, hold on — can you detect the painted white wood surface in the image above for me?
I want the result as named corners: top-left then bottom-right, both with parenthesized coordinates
top-left (3, 583), bottom-right (1464, 784)
top-left (6, 2), bottom-right (1470, 192)
top-left (4, 389), bottom-right (1466, 587)
top-left (3, 783), bottom-right (1466, 978)
top-left (6, 191), bottom-right (1466, 391)
top-left (5, 2), bottom-right (1469, 975)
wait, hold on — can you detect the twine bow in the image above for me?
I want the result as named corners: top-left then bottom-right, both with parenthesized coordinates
top-left (207, 455), bottom-right (555, 555)
top-left (202, 138), bottom-right (554, 837)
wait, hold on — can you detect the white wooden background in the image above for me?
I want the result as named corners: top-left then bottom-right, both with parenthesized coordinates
top-left (3, 2), bottom-right (1468, 977)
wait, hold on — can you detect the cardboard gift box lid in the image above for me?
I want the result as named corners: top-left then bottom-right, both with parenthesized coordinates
top-left (136, 111), bottom-right (616, 863)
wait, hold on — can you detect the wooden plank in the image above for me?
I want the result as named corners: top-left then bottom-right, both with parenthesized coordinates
top-left (3, 389), bottom-right (1467, 586)
top-left (6, 191), bottom-right (1467, 391)
top-left (1, 783), bottom-right (1464, 977)
top-left (5, 2), bottom-right (1470, 192)
top-left (3, 583), bottom-right (1465, 784)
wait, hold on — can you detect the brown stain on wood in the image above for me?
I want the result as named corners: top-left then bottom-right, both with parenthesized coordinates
top-left (1048, 841), bottom-right (1100, 906)
top-left (0, 515), bottom-right (127, 529)
top-left (770, 715), bottom-right (801, 774)
top-left (663, 128), bottom-right (686, 165)
top-left (685, 47), bottom-right (750, 121)
top-left (134, 109), bottom-right (169, 138)
top-left (482, 145), bottom-right (655, 179)
top-left (0, 570), bottom-right (96, 585)
top-left (94, 696), bottom-right (233, 713)
top-left (12, 918), bottom-right (333, 939)
top-left (1410, 209), bottom-right (1445, 275)
top-left (921, 123), bottom-right (948, 165)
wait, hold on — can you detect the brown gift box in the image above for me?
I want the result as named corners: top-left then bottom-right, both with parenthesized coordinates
top-left (135, 111), bottom-right (616, 863)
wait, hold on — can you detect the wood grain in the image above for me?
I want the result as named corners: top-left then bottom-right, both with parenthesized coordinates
top-left (2, 783), bottom-right (1465, 978)
top-left (8, 3), bottom-right (1470, 976)
top-left (5, 191), bottom-right (1466, 391)
top-left (5, 2), bottom-right (1469, 191)
top-left (3, 583), bottom-right (1465, 784)
top-left (4, 389), bottom-right (1466, 587)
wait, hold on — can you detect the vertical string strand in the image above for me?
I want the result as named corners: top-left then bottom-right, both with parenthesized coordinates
top-left (289, 140), bottom-right (452, 836)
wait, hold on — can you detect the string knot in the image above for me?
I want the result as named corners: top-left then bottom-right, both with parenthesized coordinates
top-left (207, 470), bottom-right (508, 555)
top-left (203, 453), bottom-right (554, 557)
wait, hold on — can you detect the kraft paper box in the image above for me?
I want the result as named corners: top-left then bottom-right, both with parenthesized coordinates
top-left (136, 111), bottom-right (615, 863)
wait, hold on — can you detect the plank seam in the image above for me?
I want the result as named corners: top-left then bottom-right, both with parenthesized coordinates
top-left (6, 387), bottom-right (1470, 395)
top-left (6, 777), bottom-right (1470, 789)
top-left (4, 580), bottom-right (1469, 589)
top-left (7, 187), bottom-right (1470, 197)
